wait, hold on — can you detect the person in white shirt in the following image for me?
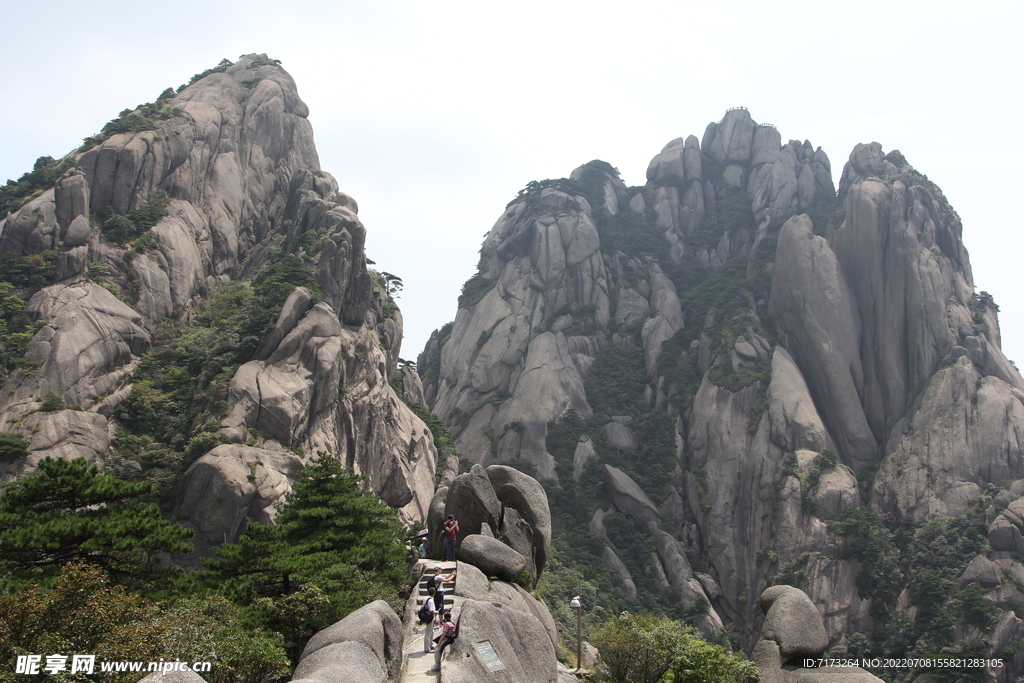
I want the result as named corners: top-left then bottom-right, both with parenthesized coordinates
top-left (422, 587), bottom-right (437, 653)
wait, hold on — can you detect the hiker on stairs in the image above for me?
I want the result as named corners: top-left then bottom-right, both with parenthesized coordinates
top-left (421, 587), bottom-right (438, 653)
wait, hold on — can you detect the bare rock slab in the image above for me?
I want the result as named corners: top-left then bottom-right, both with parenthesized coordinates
top-left (298, 600), bottom-right (402, 682)
top-left (442, 598), bottom-right (557, 683)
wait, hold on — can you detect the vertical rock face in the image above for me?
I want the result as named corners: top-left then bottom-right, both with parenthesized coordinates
top-left (421, 109), bottom-right (1024, 657)
top-left (0, 55), bottom-right (436, 551)
top-left (420, 184), bottom-right (611, 478)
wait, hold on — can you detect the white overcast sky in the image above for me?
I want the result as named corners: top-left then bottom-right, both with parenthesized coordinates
top-left (2, 0), bottom-right (1021, 367)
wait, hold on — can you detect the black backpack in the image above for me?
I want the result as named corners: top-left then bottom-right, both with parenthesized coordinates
top-left (418, 601), bottom-right (434, 624)
top-left (427, 575), bottom-right (446, 603)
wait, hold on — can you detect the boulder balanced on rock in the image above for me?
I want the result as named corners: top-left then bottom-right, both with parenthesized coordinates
top-left (429, 463), bottom-right (551, 583)
top-left (752, 586), bottom-right (882, 683)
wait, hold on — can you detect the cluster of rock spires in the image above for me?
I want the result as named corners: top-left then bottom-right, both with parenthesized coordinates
top-left (419, 104), bottom-right (1024, 669)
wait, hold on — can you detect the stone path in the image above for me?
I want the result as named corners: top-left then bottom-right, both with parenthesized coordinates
top-left (400, 560), bottom-right (459, 682)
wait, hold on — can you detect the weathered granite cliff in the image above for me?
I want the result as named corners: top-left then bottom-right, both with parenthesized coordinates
top-left (420, 108), bottom-right (1024, 669)
top-left (0, 55), bottom-right (436, 558)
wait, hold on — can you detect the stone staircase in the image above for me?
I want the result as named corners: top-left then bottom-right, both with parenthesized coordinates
top-left (400, 560), bottom-right (460, 681)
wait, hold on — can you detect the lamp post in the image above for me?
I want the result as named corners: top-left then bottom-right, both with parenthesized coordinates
top-left (569, 596), bottom-right (582, 672)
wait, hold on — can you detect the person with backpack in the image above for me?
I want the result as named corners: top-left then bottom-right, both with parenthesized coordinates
top-left (419, 587), bottom-right (437, 653)
top-left (426, 565), bottom-right (456, 608)
top-left (428, 611), bottom-right (457, 672)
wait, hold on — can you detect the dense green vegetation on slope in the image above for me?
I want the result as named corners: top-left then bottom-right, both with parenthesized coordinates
top-left (0, 454), bottom-right (409, 679)
top-left (106, 252), bottom-right (323, 506)
top-left (0, 562), bottom-right (291, 683)
top-left (826, 502), bottom-right (996, 683)
top-left (0, 458), bottom-right (192, 591)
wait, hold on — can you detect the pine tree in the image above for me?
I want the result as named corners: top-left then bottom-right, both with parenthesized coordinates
top-left (0, 457), bottom-right (192, 588)
top-left (203, 451), bottom-right (408, 662)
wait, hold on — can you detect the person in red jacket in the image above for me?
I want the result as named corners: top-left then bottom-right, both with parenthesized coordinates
top-left (442, 515), bottom-right (459, 562)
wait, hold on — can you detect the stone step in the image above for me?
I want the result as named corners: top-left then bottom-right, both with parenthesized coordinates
top-left (416, 598), bottom-right (454, 607)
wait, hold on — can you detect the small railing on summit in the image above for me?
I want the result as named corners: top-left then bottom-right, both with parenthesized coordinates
top-left (758, 123), bottom-right (777, 129)
top-left (716, 106), bottom-right (749, 126)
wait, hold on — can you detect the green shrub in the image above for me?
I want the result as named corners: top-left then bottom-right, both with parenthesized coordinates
top-left (99, 192), bottom-right (170, 243)
top-left (458, 273), bottom-right (495, 309)
top-left (0, 251), bottom-right (56, 289)
top-left (79, 88), bottom-right (183, 151)
top-left (0, 433), bottom-right (29, 464)
top-left (0, 157), bottom-right (75, 217)
top-left (39, 391), bottom-right (66, 412)
top-left (181, 58), bottom-right (233, 90)
top-left (592, 612), bottom-right (757, 683)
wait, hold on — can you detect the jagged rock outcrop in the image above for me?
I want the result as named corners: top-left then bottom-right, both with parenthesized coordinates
top-left (175, 444), bottom-right (302, 560)
top-left (602, 545), bottom-right (638, 600)
top-left (0, 56), bottom-right (437, 543)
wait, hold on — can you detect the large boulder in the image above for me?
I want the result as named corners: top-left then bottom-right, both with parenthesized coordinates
top-left (453, 560), bottom-right (558, 652)
top-left (441, 598), bottom-right (557, 683)
top-left (426, 485), bottom-right (449, 560)
top-left (460, 533), bottom-right (528, 583)
top-left (174, 445), bottom-right (303, 563)
top-left (958, 554), bottom-right (1002, 589)
top-left (603, 464), bottom-right (660, 523)
top-left (297, 600), bottom-right (402, 682)
top-left (759, 585), bottom-right (828, 658)
top-left (486, 464), bottom-right (552, 578)
top-left (1, 409), bottom-right (111, 480)
top-left (0, 282), bottom-right (149, 419)
top-left (604, 421), bottom-right (638, 451)
top-left (754, 586), bottom-right (883, 683)
top-left (501, 507), bottom-right (537, 581)
top-left (445, 464), bottom-right (501, 544)
top-left (291, 641), bottom-right (385, 683)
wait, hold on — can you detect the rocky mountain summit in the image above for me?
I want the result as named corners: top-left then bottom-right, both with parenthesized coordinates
top-left (419, 107), bottom-right (1024, 672)
top-left (0, 54), bottom-right (436, 558)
